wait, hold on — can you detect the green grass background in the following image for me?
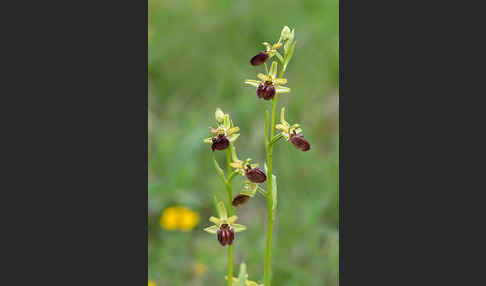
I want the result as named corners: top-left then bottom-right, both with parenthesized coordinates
top-left (149, 0), bottom-right (339, 285)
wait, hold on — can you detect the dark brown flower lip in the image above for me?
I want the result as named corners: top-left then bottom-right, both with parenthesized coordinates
top-left (211, 134), bottom-right (230, 151)
top-left (217, 224), bottom-right (235, 246)
top-left (232, 194), bottom-right (251, 206)
top-left (290, 131), bottom-right (310, 151)
top-left (245, 165), bottom-right (267, 183)
top-left (256, 81), bottom-right (276, 101)
top-left (250, 51), bottom-right (269, 66)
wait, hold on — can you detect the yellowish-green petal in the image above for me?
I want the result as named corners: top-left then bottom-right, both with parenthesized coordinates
top-left (230, 162), bottom-right (242, 169)
top-left (203, 225), bottom-right (219, 234)
top-left (232, 224), bottom-right (246, 232)
top-left (203, 137), bottom-right (213, 144)
top-left (245, 79), bottom-right (260, 87)
top-left (227, 127), bottom-right (240, 136)
top-left (209, 216), bottom-right (222, 225)
top-left (228, 133), bottom-right (240, 143)
top-left (274, 78), bottom-right (287, 85)
top-left (275, 123), bottom-right (287, 131)
top-left (276, 86), bottom-right (291, 93)
top-left (257, 73), bottom-right (268, 81)
top-left (227, 215), bottom-right (238, 224)
top-left (293, 127), bottom-right (303, 134)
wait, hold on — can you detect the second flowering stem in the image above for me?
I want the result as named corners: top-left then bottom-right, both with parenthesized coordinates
top-left (226, 145), bottom-right (234, 286)
top-left (264, 65), bottom-right (287, 286)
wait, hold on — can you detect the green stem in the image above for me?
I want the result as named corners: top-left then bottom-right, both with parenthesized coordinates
top-left (226, 145), bottom-right (233, 286)
top-left (264, 66), bottom-right (287, 286)
top-left (264, 92), bottom-right (279, 286)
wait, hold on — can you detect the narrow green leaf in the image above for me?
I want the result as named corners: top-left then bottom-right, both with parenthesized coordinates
top-left (213, 157), bottom-right (226, 184)
top-left (237, 262), bottom-right (247, 286)
top-left (272, 174), bottom-right (277, 220)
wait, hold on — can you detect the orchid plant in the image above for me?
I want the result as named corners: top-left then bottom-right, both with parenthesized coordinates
top-left (202, 26), bottom-right (310, 286)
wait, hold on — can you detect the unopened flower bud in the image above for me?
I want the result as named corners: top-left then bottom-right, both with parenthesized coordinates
top-left (215, 108), bottom-right (225, 124)
top-left (281, 26), bottom-right (291, 41)
top-left (250, 51), bottom-right (269, 66)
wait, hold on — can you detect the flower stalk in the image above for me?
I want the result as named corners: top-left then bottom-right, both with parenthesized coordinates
top-left (264, 73), bottom-right (282, 286)
top-left (226, 145), bottom-right (234, 286)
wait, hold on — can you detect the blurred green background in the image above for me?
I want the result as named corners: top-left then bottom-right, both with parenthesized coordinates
top-left (148, 0), bottom-right (338, 285)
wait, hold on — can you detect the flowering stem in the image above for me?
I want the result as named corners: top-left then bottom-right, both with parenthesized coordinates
top-left (265, 91), bottom-right (279, 286)
top-left (226, 145), bottom-right (234, 286)
top-left (265, 66), bottom-right (287, 286)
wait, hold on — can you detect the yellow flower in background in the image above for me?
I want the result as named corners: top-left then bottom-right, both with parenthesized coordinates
top-left (148, 280), bottom-right (156, 286)
top-left (179, 207), bottom-right (200, 231)
top-left (160, 206), bottom-right (200, 231)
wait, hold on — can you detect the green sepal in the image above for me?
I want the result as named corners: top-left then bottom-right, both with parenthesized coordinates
top-left (216, 200), bottom-right (228, 219)
top-left (240, 182), bottom-right (258, 197)
top-left (269, 61), bottom-right (278, 79)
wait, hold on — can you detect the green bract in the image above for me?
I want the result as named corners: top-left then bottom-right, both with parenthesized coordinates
top-left (225, 262), bottom-right (264, 286)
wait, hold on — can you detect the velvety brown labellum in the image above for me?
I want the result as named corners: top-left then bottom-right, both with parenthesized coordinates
top-left (211, 134), bottom-right (229, 151)
top-left (245, 165), bottom-right (267, 183)
top-left (256, 81), bottom-right (276, 101)
top-left (232, 194), bottom-right (251, 206)
top-left (290, 131), bottom-right (311, 151)
top-left (250, 51), bottom-right (269, 66)
top-left (217, 224), bottom-right (235, 246)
